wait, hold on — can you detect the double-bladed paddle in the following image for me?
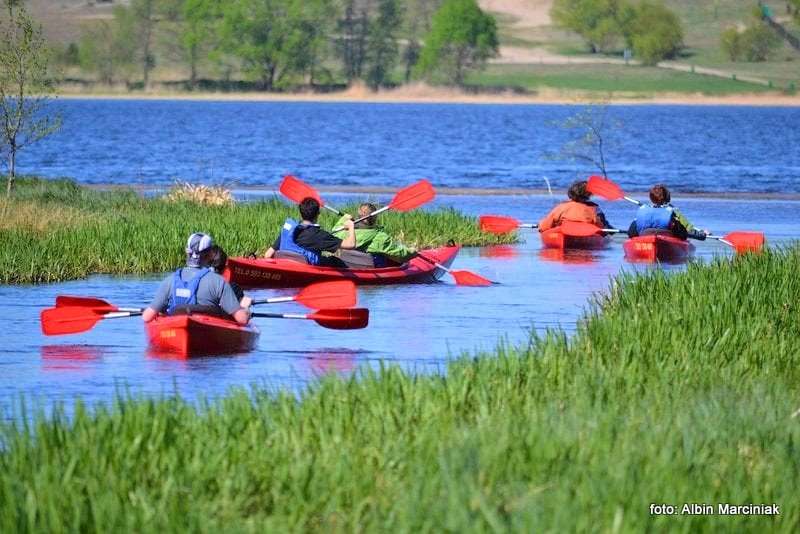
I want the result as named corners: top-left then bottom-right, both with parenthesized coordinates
top-left (479, 215), bottom-right (538, 234)
top-left (42, 281), bottom-right (362, 336)
top-left (251, 308), bottom-right (369, 330)
top-left (586, 175), bottom-right (766, 253)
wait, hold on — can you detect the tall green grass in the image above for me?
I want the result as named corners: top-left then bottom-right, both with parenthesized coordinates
top-left (1, 247), bottom-right (798, 531)
top-left (0, 178), bottom-right (513, 284)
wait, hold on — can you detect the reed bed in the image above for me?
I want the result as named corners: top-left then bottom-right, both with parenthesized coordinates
top-left (1, 247), bottom-right (798, 531)
top-left (0, 178), bottom-right (514, 284)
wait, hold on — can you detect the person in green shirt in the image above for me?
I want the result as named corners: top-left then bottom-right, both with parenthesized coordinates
top-left (333, 203), bottom-right (417, 267)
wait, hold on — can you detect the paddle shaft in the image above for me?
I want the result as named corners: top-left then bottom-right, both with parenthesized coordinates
top-left (331, 205), bottom-right (390, 233)
top-left (251, 312), bottom-right (311, 320)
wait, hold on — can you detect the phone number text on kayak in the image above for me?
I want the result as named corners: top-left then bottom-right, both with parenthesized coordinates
top-left (233, 268), bottom-right (283, 281)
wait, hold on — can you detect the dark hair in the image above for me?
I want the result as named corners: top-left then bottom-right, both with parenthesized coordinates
top-left (205, 245), bottom-right (228, 273)
top-left (567, 180), bottom-right (590, 202)
top-left (356, 202), bottom-right (378, 229)
top-left (649, 184), bottom-right (671, 205)
top-left (299, 197), bottom-right (321, 222)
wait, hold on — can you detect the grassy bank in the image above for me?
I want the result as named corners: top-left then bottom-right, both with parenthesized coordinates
top-left (468, 64), bottom-right (773, 96)
top-left (0, 178), bottom-right (513, 284)
top-left (2, 246), bottom-right (798, 531)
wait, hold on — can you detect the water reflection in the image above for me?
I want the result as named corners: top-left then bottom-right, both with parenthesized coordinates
top-left (307, 348), bottom-right (360, 375)
top-left (479, 245), bottom-right (519, 260)
top-left (41, 344), bottom-right (106, 371)
top-left (538, 248), bottom-right (603, 265)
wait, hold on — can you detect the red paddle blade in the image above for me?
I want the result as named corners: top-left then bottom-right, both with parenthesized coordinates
top-left (388, 179), bottom-right (436, 212)
top-left (295, 280), bottom-right (357, 309)
top-left (310, 308), bottom-right (369, 330)
top-left (449, 270), bottom-right (493, 287)
top-left (559, 220), bottom-right (604, 237)
top-left (55, 295), bottom-right (116, 311)
top-left (725, 231), bottom-right (765, 254)
top-left (279, 174), bottom-right (323, 205)
top-left (479, 215), bottom-right (521, 234)
top-left (586, 175), bottom-right (624, 201)
top-left (41, 307), bottom-right (105, 336)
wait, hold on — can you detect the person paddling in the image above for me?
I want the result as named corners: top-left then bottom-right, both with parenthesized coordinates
top-left (206, 245), bottom-right (251, 308)
top-left (263, 197), bottom-right (356, 266)
top-left (627, 185), bottom-right (708, 241)
top-left (142, 233), bottom-right (251, 325)
top-left (538, 180), bottom-right (613, 232)
top-left (332, 203), bottom-right (417, 267)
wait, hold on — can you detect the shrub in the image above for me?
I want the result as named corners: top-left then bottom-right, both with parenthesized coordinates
top-left (740, 21), bottom-right (781, 62)
top-left (624, 1), bottom-right (683, 65)
top-left (720, 26), bottom-right (743, 61)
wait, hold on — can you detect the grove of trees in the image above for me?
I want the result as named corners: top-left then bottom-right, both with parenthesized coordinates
top-left (550, 0), bottom-right (684, 65)
top-left (65, 0), bottom-right (498, 89)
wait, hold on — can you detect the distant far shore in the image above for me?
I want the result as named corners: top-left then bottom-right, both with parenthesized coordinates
top-left (55, 83), bottom-right (800, 107)
top-left (88, 183), bottom-right (800, 201)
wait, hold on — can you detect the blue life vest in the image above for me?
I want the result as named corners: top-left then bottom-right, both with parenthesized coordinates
top-left (278, 218), bottom-right (321, 265)
top-left (167, 267), bottom-right (210, 315)
top-left (635, 204), bottom-right (674, 234)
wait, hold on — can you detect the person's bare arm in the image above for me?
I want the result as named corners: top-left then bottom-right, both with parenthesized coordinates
top-left (264, 247), bottom-right (275, 258)
top-left (339, 218), bottom-right (356, 249)
top-left (232, 308), bottom-right (251, 325)
top-left (142, 307), bottom-right (158, 323)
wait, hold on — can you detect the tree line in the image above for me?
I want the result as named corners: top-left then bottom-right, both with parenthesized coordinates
top-left (550, 0), bottom-right (684, 65)
top-left (54, 0), bottom-right (498, 90)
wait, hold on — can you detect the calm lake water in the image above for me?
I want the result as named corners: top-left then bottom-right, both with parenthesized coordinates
top-left (2, 100), bottom-right (799, 414)
top-left (17, 99), bottom-right (800, 193)
top-left (1, 191), bottom-right (798, 414)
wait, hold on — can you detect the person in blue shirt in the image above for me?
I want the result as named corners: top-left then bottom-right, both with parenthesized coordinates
top-left (628, 185), bottom-right (708, 241)
top-left (142, 233), bottom-right (251, 325)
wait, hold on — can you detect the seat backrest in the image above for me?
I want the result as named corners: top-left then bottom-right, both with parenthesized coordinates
top-left (274, 250), bottom-right (309, 264)
top-left (337, 249), bottom-right (376, 268)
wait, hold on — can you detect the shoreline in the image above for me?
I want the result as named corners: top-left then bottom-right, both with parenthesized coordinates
top-left (89, 184), bottom-right (800, 202)
top-left (54, 85), bottom-right (800, 107)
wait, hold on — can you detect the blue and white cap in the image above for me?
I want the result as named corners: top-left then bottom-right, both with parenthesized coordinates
top-left (185, 232), bottom-right (214, 267)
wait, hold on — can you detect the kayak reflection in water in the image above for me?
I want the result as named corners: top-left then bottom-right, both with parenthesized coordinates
top-left (627, 184), bottom-right (709, 241)
top-left (333, 203), bottom-right (418, 268)
top-left (141, 233), bottom-right (252, 325)
top-left (263, 197), bottom-right (356, 267)
top-left (538, 180), bottom-right (614, 232)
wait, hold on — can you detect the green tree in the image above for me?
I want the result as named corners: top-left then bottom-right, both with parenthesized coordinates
top-left (0, 0), bottom-right (62, 195)
top-left (365, 0), bottom-right (401, 89)
top-left (336, 0), bottom-right (370, 82)
top-left (739, 21), bottom-right (781, 61)
top-left (78, 19), bottom-right (131, 84)
top-left (415, 0), bottom-right (498, 86)
top-left (720, 26), bottom-right (743, 61)
top-left (113, 0), bottom-right (159, 89)
top-left (402, 0), bottom-right (443, 81)
top-left (624, 0), bottom-right (683, 65)
top-left (550, 0), bottom-right (629, 53)
top-left (174, 0), bottom-right (223, 88)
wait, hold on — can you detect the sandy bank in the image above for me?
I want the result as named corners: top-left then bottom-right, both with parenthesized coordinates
top-left (56, 83), bottom-right (800, 107)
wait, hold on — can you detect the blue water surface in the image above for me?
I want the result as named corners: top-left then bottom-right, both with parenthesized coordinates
top-left (17, 100), bottom-right (800, 193)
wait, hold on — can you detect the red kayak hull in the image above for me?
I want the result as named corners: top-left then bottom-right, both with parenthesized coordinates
top-left (145, 315), bottom-right (260, 358)
top-left (224, 246), bottom-right (460, 288)
top-left (623, 235), bottom-right (695, 263)
top-left (540, 226), bottom-right (609, 250)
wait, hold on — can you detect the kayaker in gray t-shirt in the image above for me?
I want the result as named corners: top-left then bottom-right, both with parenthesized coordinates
top-left (142, 233), bottom-right (251, 325)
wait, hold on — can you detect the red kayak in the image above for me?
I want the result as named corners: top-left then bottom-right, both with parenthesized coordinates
top-left (540, 226), bottom-right (609, 250)
top-left (145, 314), bottom-right (260, 358)
top-left (225, 246), bottom-right (460, 288)
top-left (623, 234), bottom-right (695, 263)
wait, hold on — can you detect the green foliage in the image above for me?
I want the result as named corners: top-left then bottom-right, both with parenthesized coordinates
top-left (365, 0), bottom-right (401, 89)
top-left (719, 21), bottom-right (781, 63)
top-left (0, 0), bottom-right (61, 195)
top-left (416, 0), bottom-right (499, 86)
top-left (550, 0), bottom-right (630, 53)
top-left (740, 20), bottom-right (781, 62)
top-left (78, 14), bottom-right (135, 84)
top-left (0, 177), bottom-right (513, 284)
top-left (1, 247), bottom-right (799, 530)
top-left (720, 25), bottom-right (742, 61)
top-left (624, 0), bottom-right (684, 65)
